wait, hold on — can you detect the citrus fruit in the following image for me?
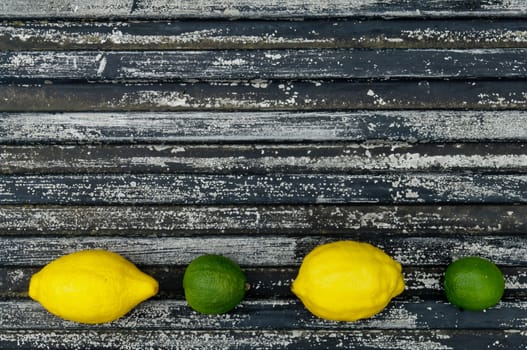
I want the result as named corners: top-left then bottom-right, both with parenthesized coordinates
top-left (183, 254), bottom-right (246, 314)
top-left (28, 249), bottom-right (159, 324)
top-left (444, 256), bottom-right (505, 311)
top-left (291, 240), bottom-right (405, 321)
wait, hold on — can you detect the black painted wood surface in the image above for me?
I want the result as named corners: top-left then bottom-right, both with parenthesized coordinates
top-left (2, 0), bottom-right (527, 18)
top-left (2, 19), bottom-right (527, 50)
top-left (1, 2), bottom-right (526, 350)
top-left (3, 49), bottom-right (527, 81)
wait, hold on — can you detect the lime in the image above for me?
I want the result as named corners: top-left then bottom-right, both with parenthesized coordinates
top-left (291, 240), bottom-right (405, 321)
top-left (183, 254), bottom-right (246, 314)
top-left (444, 256), bottom-right (505, 311)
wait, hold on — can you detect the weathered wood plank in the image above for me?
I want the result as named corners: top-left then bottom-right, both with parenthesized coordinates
top-left (2, 49), bottom-right (527, 81)
top-left (3, 81), bottom-right (527, 112)
top-left (1, 111), bottom-right (526, 143)
top-left (0, 205), bottom-right (525, 236)
top-left (1, 0), bottom-right (527, 19)
top-left (1, 329), bottom-right (525, 350)
top-left (403, 267), bottom-right (527, 298)
top-left (2, 299), bottom-right (527, 330)
top-left (3, 266), bottom-right (526, 299)
top-left (0, 0), bottom-right (132, 19)
top-left (2, 20), bottom-right (527, 50)
top-left (0, 174), bottom-right (525, 205)
top-left (1, 143), bottom-right (526, 174)
top-left (1, 235), bottom-right (525, 266)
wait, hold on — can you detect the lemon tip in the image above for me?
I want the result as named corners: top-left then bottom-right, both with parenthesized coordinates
top-left (28, 273), bottom-right (40, 300)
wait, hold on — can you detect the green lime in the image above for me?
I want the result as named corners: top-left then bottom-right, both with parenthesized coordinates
top-left (183, 254), bottom-right (246, 314)
top-left (444, 256), bottom-right (505, 311)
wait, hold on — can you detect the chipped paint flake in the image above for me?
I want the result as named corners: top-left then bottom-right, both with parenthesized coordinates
top-left (96, 55), bottom-right (107, 76)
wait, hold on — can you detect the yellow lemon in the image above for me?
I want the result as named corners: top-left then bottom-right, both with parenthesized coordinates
top-left (28, 249), bottom-right (158, 324)
top-left (291, 240), bottom-right (405, 321)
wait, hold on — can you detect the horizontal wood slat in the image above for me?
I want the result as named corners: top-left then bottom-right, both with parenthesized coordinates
top-left (2, 49), bottom-right (527, 81)
top-left (1, 143), bottom-right (526, 174)
top-left (1, 111), bottom-right (526, 143)
top-left (3, 266), bottom-right (526, 299)
top-left (0, 174), bottom-right (525, 205)
top-left (3, 81), bottom-right (527, 112)
top-left (2, 299), bottom-right (527, 330)
top-left (0, 205), bottom-right (525, 236)
top-left (2, 20), bottom-right (527, 50)
top-left (2, 0), bottom-right (527, 19)
top-left (2, 329), bottom-right (526, 350)
top-left (1, 235), bottom-right (525, 266)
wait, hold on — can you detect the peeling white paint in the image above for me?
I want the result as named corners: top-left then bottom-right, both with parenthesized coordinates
top-left (3, 49), bottom-right (527, 80)
top-left (212, 57), bottom-right (248, 66)
top-left (1, 0), bottom-right (527, 19)
top-left (96, 55), bottom-right (107, 76)
top-left (1, 111), bottom-right (527, 142)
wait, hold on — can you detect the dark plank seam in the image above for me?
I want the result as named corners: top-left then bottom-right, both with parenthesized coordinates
top-left (130, 0), bottom-right (140, 13)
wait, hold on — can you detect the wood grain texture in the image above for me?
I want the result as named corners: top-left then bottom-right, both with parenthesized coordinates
top-left (2, 299), bottom-right (527, 330)
top-left (1, 143), bottom-right (526, 174)
top-left (1, 329), bottom-right (526, 350)
top-left (0, 173), bottom-right (525, 205)
top-left (0, 205), bottom-right (525, 236)
top-left (2, 49), bottom-right (527, 81)
top-left (3, 80), bottom-right (527, 111)
top-left (1, 0), bottom-right (527, 19)
top-left (2, 19), bottom-right (527, 50)
top-left (3, 266), bottom-right (526, 299)
top-left (1, 111), bottom-right (526, 143)
top-left (1, 235), bottom-right (526, 266)
top-left (1, 5), bottom-right (526, 349)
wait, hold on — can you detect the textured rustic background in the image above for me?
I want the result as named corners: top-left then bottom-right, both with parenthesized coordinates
top-left (1, 0), bottom-right (527, 349)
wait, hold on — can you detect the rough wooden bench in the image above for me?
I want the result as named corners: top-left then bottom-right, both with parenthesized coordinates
top-left (1, 1), bottom-right (526, 349)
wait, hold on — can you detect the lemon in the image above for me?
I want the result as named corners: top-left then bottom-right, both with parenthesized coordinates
top-left (444, 256), bottom-right (505, 311)
top-left (183, 254), bottom-right (246, 314)
top-left (291, 240), bottom-right (405, 321)
top-left (28, 249), bottom-right (159, 324)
